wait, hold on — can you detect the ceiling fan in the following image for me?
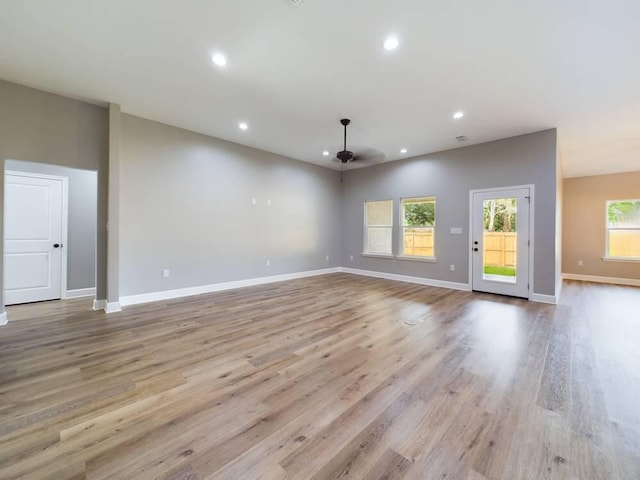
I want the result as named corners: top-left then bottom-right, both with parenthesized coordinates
top-left (332, 119), bottom-right (384, 165)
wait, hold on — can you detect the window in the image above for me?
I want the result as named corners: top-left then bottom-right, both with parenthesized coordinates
top-left (400, 196), bottom-right (435, 258)
top-left (606, 199), bottom-right (640, 260)
top-left (364, 200), bottom-right (393, 255)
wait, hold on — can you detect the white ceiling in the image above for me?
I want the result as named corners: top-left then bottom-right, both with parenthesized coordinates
top-left (1, 0), bottom-right (638, 178)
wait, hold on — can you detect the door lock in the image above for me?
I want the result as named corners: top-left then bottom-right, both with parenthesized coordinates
top-left (53, 243), bottom-right (62, 248)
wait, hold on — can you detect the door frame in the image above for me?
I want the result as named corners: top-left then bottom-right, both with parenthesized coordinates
top-left (4, 170), bottom-right (69, 302)
top-left (467, 184), bottom-right (535, 300)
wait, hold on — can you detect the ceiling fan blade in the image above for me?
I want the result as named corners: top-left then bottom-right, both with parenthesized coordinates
top-left (352, 148), bottom-right (386, 165)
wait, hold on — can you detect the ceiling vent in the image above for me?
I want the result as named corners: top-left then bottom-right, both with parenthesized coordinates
top-left (456, 135), bottom-right (468, 142)
top-left (288, 0), bottom-right (305, 6)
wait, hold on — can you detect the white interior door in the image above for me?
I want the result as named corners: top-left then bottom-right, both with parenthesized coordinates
top-left (471, 187), bottom-right (530, 298)
top-left (5, 172), bottom-right (65, 305)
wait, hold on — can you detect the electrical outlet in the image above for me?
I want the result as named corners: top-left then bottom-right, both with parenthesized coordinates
top-left (267, 199), bottom-right (271, 207)
top-left (266, 260), bottom-right (270, 267)
top-left (578, 260), bottom-right (583, 266)
top-left (163, 269), bottom-right (170, 278)
top-left (251, 197), bottom-right (257, 205)
top-left (325, 255), bottom-right (330, 261)
top-left (350, 255), bottom-right (354, 261)
top-left (450, 265), bottom-right (455, 271)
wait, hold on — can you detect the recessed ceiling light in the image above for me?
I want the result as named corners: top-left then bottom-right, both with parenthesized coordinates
top-left (383, 36), bottom-right (399, 51)
top-left (212, 53), bottom-right (227, 67)
top-left (400, 148), bottom-right (408, 154)
top-left (238, 122), bottom-right (248, 130)
top-left (453, 111), bottom-right (464, 119)
top-left (322, 150), bottom-right (330, 156)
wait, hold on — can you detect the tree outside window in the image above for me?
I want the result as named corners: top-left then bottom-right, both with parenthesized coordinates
top-left (483, 198), bottom-right (517, 232)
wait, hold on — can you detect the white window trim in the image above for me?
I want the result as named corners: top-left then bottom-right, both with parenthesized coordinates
top-left (361, 252), bottom-right (394, 259)
top-left (605, 199), bottom-right (640, 261)
top-left (603, 256), bottom-right (640, 263)
top-left (399, 196), bottom-right (436, 260)
top-left (395, 254), bottom-right (437, 263)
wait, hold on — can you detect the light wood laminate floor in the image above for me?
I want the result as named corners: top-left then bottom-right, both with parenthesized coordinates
top-left (0, 274), bottom-right (639, 479)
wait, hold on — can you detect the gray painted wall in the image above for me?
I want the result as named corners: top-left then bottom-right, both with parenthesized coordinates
top-left (0, 80), bottom-right (108, 310)
top-left (5, 160), bottom-right (97, 290)
top-left (341, 129), bottom-right (559, 296)
top-left (119, 114), bottom-right (342, 297)
top-left (0, 79), bottom-right (560, 307)
top-left (107, 104), bottom-right (121, 305)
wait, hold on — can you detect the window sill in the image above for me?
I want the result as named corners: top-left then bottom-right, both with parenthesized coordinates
top-left (603, 256), bottom-right (640, 263)
top-left (361, 253), bottom-right (394, 259)
top-left (395, 255), bottom-right (437, 263)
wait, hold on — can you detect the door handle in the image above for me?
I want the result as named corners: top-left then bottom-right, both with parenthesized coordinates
top-left (473, 247), bottom-right (478, 252)
top-left (53, 243), bottom-right (62, 248)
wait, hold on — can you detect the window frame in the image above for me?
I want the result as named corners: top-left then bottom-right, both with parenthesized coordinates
top-left (604, 198), bottom-right (640, 262)
top-left (397, 196), bottom-right (436, 261)
top-left (363, 199), bottom-right (394, 257)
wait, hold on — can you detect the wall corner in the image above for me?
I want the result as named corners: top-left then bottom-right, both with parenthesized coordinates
top-left (107, 104), bottom-right (121, 307)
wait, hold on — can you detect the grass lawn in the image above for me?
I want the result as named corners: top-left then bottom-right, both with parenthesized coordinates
top-left (484, 266), bottom-right (516, 276)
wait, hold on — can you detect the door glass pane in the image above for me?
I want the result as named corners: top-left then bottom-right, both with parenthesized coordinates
top-left (483, 197), bottom-right (517, 283)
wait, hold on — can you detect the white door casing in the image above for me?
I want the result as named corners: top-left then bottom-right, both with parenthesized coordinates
top-left (4, 171), bottom-right (68, 305)
top-left (470, 186), bottom-right (532, 299)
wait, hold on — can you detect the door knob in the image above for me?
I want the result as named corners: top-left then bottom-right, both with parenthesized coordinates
top-left (473, 247), bottom-right (478, 252)
top-left (53, 243), bottom-right (62, 248)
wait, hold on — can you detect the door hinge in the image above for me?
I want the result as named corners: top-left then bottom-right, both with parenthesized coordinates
top-left (528, 240), bottom-right (530, 247)
top-left (527, 283), bottom-right (530, 290)
top-left (525, 195), bottom-right (530, 203)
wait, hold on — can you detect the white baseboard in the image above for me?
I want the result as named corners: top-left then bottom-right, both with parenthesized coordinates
top-left (530, 293), bottom-right (559, 304)
top-left (105, 302), bottom-right (122, 314)
top-left (340, 267), bottom-right (561, 303)
top-left (338, 267), bottom-right (471, 292)
top-left (111, 266), bottom-right (584, 311)
top-left (93, 299), bottom-right (122, 313)
top-left (563, 273), bottom-right (640, 287)
top-left (66, 287), bottom-right (96, 299)
top-left (120, 267), bottom-right (341, 307)
top-left (0, 312), bottom-right (7, 326)
top-left (93, 299), bottom-right (106, 311)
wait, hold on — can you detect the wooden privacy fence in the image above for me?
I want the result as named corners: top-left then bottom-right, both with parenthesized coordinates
top-left (484, 232), bottom-right (517, 267)
top-left (402, 230), bottom-right (639, 264)
top-left (609, 230), bottom-right (640, 257)
top-left (403, 230), bottom-right (517, 264)
top-left (403, 229), bottom-right (434, 257)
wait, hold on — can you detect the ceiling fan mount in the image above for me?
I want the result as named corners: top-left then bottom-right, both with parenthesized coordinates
top-left (336, 118), bottom-right (354, 163)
